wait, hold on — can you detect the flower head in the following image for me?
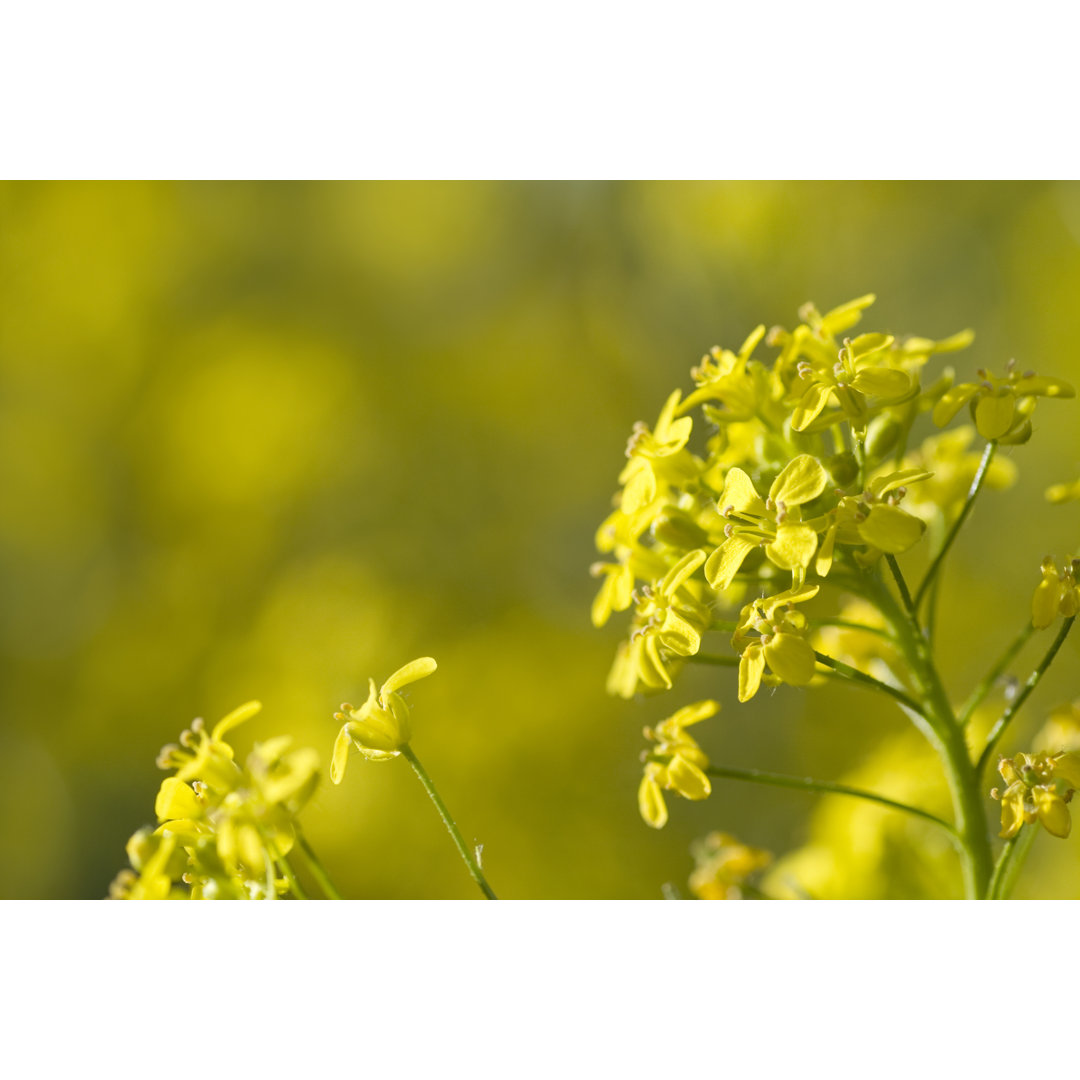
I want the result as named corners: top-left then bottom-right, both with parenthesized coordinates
top-left (331, 656), bottom-right (438, 783)
top-left (732, 584), bottom-right (819, 702)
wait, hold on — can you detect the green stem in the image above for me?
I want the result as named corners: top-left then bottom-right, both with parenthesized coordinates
top-left (813, 651), bottom-right (924, 715)
top-left (811, 618), bottom-right (895, 640)
top-left (868, 569), bottom-right (994, 898)
top-left (958, 620), bottom-right (1035, 727)
top-left (703, 764), bottom-right (957, 836)
top-left (977, 616), bottom-right (1076, 779)
top-left (277, 854), bottom-right (309, 899)
top-left (687, 653), bottom-right (740, 668)
top-left (400, 744), bottom-right (498, 900)
top-left (988, 825), bottom-right (1039, 899)
top-left (885, 554), bottom-right (918, 620)
top-left (294, 829), bottom-right (344, 900)
top-left (913, 440), bottom-right (997, 613)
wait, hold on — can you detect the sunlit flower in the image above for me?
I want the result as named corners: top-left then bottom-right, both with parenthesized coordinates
top-left (331, 656), bottom-right (438, 783)
top-left (731, 584), bottom-right (819, 702)
top-left (705, 455), bottom-right (828, 590)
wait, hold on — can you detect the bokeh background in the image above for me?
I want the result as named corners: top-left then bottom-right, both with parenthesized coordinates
top-left (3, 181), bottom-right (1080, 899)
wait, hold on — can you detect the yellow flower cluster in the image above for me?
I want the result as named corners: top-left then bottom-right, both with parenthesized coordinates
top-left (110, 702), bottom-right (319, 899)
top-left (592, 295), bottom-right (1073, 706)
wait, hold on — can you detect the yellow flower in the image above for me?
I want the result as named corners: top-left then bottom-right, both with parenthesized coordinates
top-left (991, 751), bottom-right (1080, 839)
top-left (732, 584), bottom-right (819, 702)
top-left (705, 455), bottom-right (828, 590)
top-left (1045, 474), bottom-right (1080, 504)
top-left (789, 333), bottom-right (914, 433)
top-left (689, 831), bottom-right (772, 899)
top-left (932, 360), bottom-right (1074, 442)
top-left (114, 704), bottom-right (322, 900)
top-left (331, 656), bottom-right (438, 783)
top-left (1031, 556), bottom-right (1080, 629)
top-left (618, 390), bottom-right (699, 514)
top-left (637, 700), bottom-right (717, 828)
top-left (810, 469), bottom-right (931, 572)
top-left (156, 700), bottom-right (262, 789)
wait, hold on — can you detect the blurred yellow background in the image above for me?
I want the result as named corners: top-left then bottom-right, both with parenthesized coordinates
top-left (3, 181), bottom-right (1080, 899)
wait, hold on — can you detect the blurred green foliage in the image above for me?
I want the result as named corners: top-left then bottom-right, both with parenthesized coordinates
top-left (3, 181), bottom-right (1080, 899)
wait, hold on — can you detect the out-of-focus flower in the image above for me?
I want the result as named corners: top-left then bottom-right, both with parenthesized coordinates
top-left (1031, 556), bottom-right (1080, 629)
top-left (689, 831), bottom-right (772, 899)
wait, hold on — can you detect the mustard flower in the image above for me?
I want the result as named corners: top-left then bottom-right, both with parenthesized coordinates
top-left (789, 333), bottom-right (914, 433)
top-left (638, 700), bottom-right (717, 828)
top-left (689, 831), bottom-right (772, 900)
top-left (991, 751), bottom-right (1080, 839)
top-left (331, 656), bottom-right (438, 783)
top-left (618, 390), bottom-right (700, 515)
top-left (932, 359), bottom-right (1074, 442)
top-left (1045, 474), bottom-right (1080, 504)
top-left (705, 455), bottom-right (828, 591)
top-left (732, 584), bottom-right (819, 702)
top-left (1031, 556), bottom-right (1080, 629)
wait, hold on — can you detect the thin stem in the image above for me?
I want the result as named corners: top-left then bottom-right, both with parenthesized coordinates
top-left (687, 653), bottom-right (740, 668)
top-left (867, 569), bottom-right (994, 898)
top-left (914, 440), bottom-right (997, 612)
top-left (703, 764), bottom-right (957, 837)
top-left (811, 618), bottom-right (895, 640)
top-left (977, 616), bottom-right (1076, 779)
top-left (400, 744), bottom-right (498, 900)
top-left (958, 620), bottom-right (1035, 727)
top-left (885, 554), bottom-right (917, 620)
top-left (294, 829), bottom-right (343, 900)
top-left (813, 651), bottom-right (924, 716)
top-left (988, 825), bottom-right (1039, 900)
top-left (277, 854), bottom-right (309, 899)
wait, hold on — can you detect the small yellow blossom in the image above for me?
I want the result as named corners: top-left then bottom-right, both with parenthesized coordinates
top-left (638, 700), bottom-right (717, 828)
top-left (618, 390), bottom-right (699, 514)
top-left (732, 584), bottom-right (819, 702)
top-left (991, 751), bottom-right (1080, 839)
top-left (932, 359), bottom-right (1074, 441)
top-left (689, 831), bottom-right (772, 899)
top-left (331, 656), bottom-right (438, 783)
top-left (705, 455), bottom-right (828, 590)
top-left (1031, 556), bottom-right (1080, 629)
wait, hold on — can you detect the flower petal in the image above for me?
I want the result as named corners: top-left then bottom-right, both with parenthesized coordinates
top-left (381, 656), bottom-right (438, 696)
top-left (769, 455), bottom-right (828, 508)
